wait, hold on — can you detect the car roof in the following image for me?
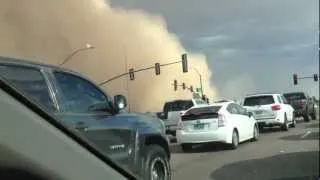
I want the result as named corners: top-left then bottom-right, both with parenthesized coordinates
top-left (0, 55), bottom-right (97, 84)
top-left (0, 55), bottom-right (81, 76)
top-left (189, 102), bottom-right (231, 109)
top-left (245, 93), bottom-right (279, 98)
top-left (283, 92), bottom-right (305, 95)
top-left (165, 98), bottom-right (202, 103)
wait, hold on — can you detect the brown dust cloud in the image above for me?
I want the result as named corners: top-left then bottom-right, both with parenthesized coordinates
top-left (0, 0), bottom-right (218, 112)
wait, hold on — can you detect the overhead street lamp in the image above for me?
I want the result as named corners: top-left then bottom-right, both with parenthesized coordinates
top-left (60, 43), bottom-right (95, 66)
top-left (192, 67), bottom-right (204, 97)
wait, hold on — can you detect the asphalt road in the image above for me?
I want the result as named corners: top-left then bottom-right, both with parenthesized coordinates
top-left (169, 119), bottom-right (319, 180)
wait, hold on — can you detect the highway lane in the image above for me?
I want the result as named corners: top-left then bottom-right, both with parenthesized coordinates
top-left (169, 120), bottom-right (319, 180)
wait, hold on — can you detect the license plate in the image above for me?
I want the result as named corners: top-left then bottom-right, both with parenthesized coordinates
top-left (193, 124), bottom-right (205, 130)
top-left (255, 110), bottom-right (263, 115)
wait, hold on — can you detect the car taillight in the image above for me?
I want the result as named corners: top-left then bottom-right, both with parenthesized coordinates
top-left (271, 105), bottom-right (281, 111)
top-left (177, 116), bottom-right (184, 130)
top-left (218, 114), bottom-right (227, 127)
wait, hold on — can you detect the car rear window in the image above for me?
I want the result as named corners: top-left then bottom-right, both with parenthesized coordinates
top-left (163, 100), bottom-right (193, 112)
top-left (182, 106), bottom-right (221, 121)
top-left (243, 95), bottom-right (275, 106)
top-left (283, 93), bottom-right (306, 101)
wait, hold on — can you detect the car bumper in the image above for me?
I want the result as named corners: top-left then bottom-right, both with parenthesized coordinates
top-left (294, 109), bottom-right (307, 117)
top-left (255, 118), bottom-right (283, 127)
top-left (176, 128), bottom-right (229, 144)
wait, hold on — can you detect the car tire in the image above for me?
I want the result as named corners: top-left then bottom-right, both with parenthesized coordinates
top-left (141, 145), bottom-right (171, 180)
top-left (289, 114), bottom-right (296, 128)
top-left (181, 143), bottom-right (193, 152)
top-left (251, 124), bottom-right (259, 141)
top-left (229, 130), bottom-right (239, 149)
top-left (281, 114), bottom-right (289, 131)
top-left (303, 114), bottom-right (310, 122)
top-left (290, 118), bottom-right (296, 128)
top-left (311, 110), bottom-right (316, 120)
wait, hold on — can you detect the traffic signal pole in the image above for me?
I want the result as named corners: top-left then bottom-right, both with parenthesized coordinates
top-left (292, 73), bottom-right (318, 85)
top-left (98, 54), bottom-right (188, 86)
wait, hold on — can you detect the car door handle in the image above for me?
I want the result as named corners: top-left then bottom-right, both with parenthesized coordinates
top-left (75, 125), bottom-right (88, 131)
top-left (75, 122), bottom-right (88, 131)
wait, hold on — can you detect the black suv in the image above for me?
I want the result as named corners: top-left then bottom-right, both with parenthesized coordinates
top-left (0, 56), bottom-right (171, 180)
top-left (283, 92), bottom-right (316, 122)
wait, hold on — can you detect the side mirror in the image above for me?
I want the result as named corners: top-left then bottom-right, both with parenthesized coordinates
top-left (248, 112), bottom-right (253, 118)
top-left (114, 95), bottom-right (127, 111)
top-left (156, 112), bottom-right (166, 120)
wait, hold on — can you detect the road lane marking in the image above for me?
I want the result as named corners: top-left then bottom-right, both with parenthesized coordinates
top-left (300, 130), bottom-right (312, 139)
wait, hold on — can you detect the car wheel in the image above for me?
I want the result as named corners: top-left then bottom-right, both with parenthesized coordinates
top-left (311, 110), bottom-right (316, 120)
top-left (229, 130), bottom-right (239, 149)
top-left (281, 114), bottom-right (289, 131)
top-left (142, 145), bottom-right (171, 180)
top-left (251, 125), bottom-right (259, 141)
top-left (181, 143), bottom-right (193, 152)
top-left (304, 113), bottom-right (310, 122)
top-left (290, 118), bottom-right (296, 128)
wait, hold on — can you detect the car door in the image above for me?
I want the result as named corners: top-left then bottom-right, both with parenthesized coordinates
top-left (49, 70), bottom-right (114, 129)
top-left (234, 104), bottom-right (253, 140)
top-left (226, 103), bottom-right (246, 141)
top-left (49, 70), bottom-right (137, 164)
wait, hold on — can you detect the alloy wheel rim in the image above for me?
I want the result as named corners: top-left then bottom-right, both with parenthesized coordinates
top-left (151, 157), bottom-right (167, 180)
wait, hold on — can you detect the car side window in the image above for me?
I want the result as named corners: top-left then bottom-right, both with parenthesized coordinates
top-left (234, 104), bottom-right (246, 115)
top-left (53, 71), bottom-right (111, 113)
top-left (277, 95), bottom-right (283, 104)
top-left (0, 65), bottom-right (55, 111)
top-left (227, 104), bottom-right (239, 114)
top-left (281, 95), bottom-right (288, 104)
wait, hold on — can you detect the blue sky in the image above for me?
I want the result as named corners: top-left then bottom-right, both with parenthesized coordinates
top-left (110, 0), bottom-right (319, 99)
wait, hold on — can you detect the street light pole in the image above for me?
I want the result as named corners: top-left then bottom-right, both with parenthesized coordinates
top-left (192, 68), bottom-right (203, 97)
top-left (60, 43), bottom-right (94, 66)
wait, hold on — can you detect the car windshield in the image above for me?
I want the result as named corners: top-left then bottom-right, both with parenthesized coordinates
top-left (284, 93), bottom-right (306, 101)
top-left (243, 96), bottom-right (275, 106)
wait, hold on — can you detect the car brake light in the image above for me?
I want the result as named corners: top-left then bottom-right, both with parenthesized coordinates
top-left (177, 115), bottom-right (184, 130)
top-left (271, 105), bottom-right (281, 111)
top-left (218, 114), bottom-right (227, 127)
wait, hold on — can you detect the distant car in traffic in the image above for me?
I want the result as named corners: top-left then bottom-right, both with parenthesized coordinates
top-left (283, 92), bottom-right (317, 122)
top-left (176, 101), bottom-right (259, 152)
top-left (0, 56), bottom-right (171, 180)
top-left (242, 93), bottom-right (295, 131)
top-left (159, 99), bottom-right (207, 138)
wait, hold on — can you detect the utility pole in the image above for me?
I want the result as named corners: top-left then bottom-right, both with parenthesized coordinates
top-left (123, 46), bottom-right (131, 112)
top-left (192, 68), bottom-right (204, 97)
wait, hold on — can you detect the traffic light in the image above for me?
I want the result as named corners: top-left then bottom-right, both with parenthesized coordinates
top-left (202, 94), bottom-right (207, 101)
top-left (173, 80), bottom-right (178, 91)
top-left (129, 68), bottom-right (135, 80)
top-left (314, 74), bottom-right (318, 82)
top-left (190, 85), bottom-right (193, 92)
top-left (155, 63), bottom-right (160, 75)
top-left (182, 82), bottom-right (186, 90)
top-left (293, 73), bottom-right (298, 85)
top-left (181, 53), bottom-right (188, 73)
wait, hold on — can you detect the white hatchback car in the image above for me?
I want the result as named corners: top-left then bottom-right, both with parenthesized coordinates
top-left (176, 102), bottom-right (259, 152)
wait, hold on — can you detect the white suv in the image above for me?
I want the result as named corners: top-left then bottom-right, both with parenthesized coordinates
top-left (242, 93), bottom-right (295, 131)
